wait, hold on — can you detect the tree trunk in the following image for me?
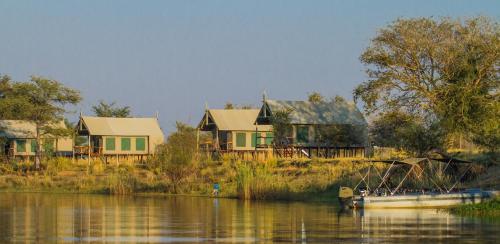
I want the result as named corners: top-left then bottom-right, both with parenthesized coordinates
top-left (35, 125), bottom-right (42, 170)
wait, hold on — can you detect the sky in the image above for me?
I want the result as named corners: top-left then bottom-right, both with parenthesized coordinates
top-left (0, 0), bottom-right (498, 133)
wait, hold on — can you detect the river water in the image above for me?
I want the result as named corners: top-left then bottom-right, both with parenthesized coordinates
top-left (0, 193), bottom-right (497, 243)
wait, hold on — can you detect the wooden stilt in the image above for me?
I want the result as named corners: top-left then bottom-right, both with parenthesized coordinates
top-left (87, 135), bottom-right (91, 166)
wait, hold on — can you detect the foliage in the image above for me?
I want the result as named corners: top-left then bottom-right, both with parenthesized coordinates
top-left (370, 111), bottom-right (414, 147)
top-left (449, 198), bottom-right (500, 217)
top-left (108, 167), bottom-right (137, 195)
top-left (239, 105), bottom-right (254, 109)
top-left (236, 162), bottom-right (290, 200)
top-left (308, 92), bottom-right (324, 103)
top-left (0, 75), bottom-right (81, 169)
top-left (224, 102), bottom-right (234, 109)
top-left (224, 102), bottom-right (253, 109)
top-left (92, 100), bottom-right (131, 117)
top-left (354, 17), bottom-right (499, 152)
top-left (270, 109), bottom-right (293, 146)
top-left (150, 122), bottom-right (197, 193)
top-left (370, 111), bottom-right (446, 156)
top-left (315, 124), bottom-right (366, 146)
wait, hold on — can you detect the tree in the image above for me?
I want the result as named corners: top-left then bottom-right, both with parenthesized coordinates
top-left (0, 75), bottom-right (27, 120)
top-left (224, 102), bottom-right (234, 109)
top-left (239, 105), bottom-right (254, 109)
top-left (369, 111), bottom-right (445, 156)
top-left (224, 102), bottom-right (253, 110)
top-left (270, 109), bottom-right (293, 146)
top-left (354, 16), bottom-right (499, 151)
top-left (308, 92), bottom-right (324, 103)
top-left (315, 124), bottom-right (365, 147)
top-left (0, 76), bottom-right (81, 169)
top-left (152, 122), bottom-right (197, 193)
top-left (92, 100), bottom-right (131, 117)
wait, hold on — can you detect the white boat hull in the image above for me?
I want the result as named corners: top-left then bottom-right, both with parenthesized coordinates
top-left (352, 191), bottom-right (498, 209)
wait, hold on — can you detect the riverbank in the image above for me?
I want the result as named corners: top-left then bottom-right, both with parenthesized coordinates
top-left (0, 156), bottom-right (498, 203)
top-left (0, 157), bottom-right (359, 202)
top-left (449, 198), bottom-right (500, 217)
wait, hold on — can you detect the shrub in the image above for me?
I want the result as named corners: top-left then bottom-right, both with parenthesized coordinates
top-left (150, 122), bottom-right (197, 193)
top-left (107, 168), bottom-right (137, 195)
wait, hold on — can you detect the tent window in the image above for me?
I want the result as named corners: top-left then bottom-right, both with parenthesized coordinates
top-left (136, 138), bottom-right (146, 151)
top-left (266, 132), bottom-right (273, 145)
top-left (16, 140), bottom-right (26, 152)
top-left (106, 137), bottom-right (116, 151)
top-left (236, 133), bottom-right (246, 147)
top-left (297, 126), bottom-right (309, 144)
top-left (251, 133), bottom-right (258, 147)
top-left (121, 138), bottom-right (131, 151)
top-left (30, 140), bottom-right (37, 152)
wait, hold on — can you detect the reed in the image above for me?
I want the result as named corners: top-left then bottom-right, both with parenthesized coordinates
top-left (0, 155), bottom-right (496, 203)
top-left (450, 198), bottom-right (500, 217)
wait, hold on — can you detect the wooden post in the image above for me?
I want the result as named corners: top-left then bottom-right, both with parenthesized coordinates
top-left (215, 128), bottom-right (219, 150)
top-left (254, 126), bottom-right (258, 160)
top-left (87, 135), bottom-right (91, 166)
top-left (72, 132), bottom-right (75, 164)
top-left (196, 128), bottom-right (200, 154)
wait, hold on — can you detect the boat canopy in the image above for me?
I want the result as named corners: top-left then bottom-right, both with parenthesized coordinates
top-left (357, 156), bottom-right (473, 166)
top-left (350, 156), bottom-right (477, 196)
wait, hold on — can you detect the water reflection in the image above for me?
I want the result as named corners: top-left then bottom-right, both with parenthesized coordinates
top-left (0, 193), bottom-right (497, 243)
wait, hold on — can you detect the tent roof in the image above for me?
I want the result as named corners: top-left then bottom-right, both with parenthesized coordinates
top-left (0, 120), bottom-right (67, 138)
top-left (263, 99), bottom-right (367, 126)
top-left (80, 116), bottom-right (164, 136)
top-left (199, 109), bottom-right (272, 131)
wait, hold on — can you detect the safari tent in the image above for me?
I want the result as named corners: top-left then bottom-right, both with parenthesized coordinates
top-left (0, 120), bottom-right (73, 158)
top-left (197, 109), bottom-right (273, 152)
top-left (74, 116), bottom-right (165, 158)
top-left (255, 97), bottom-right (368, 158)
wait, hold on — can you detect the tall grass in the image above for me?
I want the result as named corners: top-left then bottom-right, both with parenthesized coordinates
top-left (236, 162), bottom-right (290, 200)
top-left (0, 154), bottom-right (495, 202)
top-left (450, 198), bottom-right (500, 217)
top-left (107, 167), bottom-right (140, 194)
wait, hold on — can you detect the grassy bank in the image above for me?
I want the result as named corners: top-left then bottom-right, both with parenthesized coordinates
top-left (449, 198), bottom-right (500, 217)
top-left (0, 157), bottom-right (359, 202)
top-left (0, 156), bottom-right (498, 203)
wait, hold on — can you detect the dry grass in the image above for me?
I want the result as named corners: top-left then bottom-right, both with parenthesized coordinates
top-left (0, 154), bottom-right (497, 201)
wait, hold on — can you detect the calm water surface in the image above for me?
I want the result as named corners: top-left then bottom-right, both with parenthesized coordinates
top-left (0, 193), bottom-right (498, 243)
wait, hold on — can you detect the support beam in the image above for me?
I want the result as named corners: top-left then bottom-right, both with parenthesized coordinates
top-left (87, 135), bottom-right (91, 166)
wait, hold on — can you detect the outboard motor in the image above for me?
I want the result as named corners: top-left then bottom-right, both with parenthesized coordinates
top-left (338, 186), bottom-right (354, 209)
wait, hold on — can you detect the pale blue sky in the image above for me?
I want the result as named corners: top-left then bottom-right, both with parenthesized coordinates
top-left (0, 0), bottom-right (498, 132)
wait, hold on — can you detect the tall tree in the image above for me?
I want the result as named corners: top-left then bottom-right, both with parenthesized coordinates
top-left (354, 16), bottom-right (499, 151)
top-left (92, 100), bottom-right (131, 117)
top-left (224, 102), bottom-right (234, 109)
top-left (0, 76), bottom-right (81, 169)
top-left (308, 92), bottom-right (324, 103)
